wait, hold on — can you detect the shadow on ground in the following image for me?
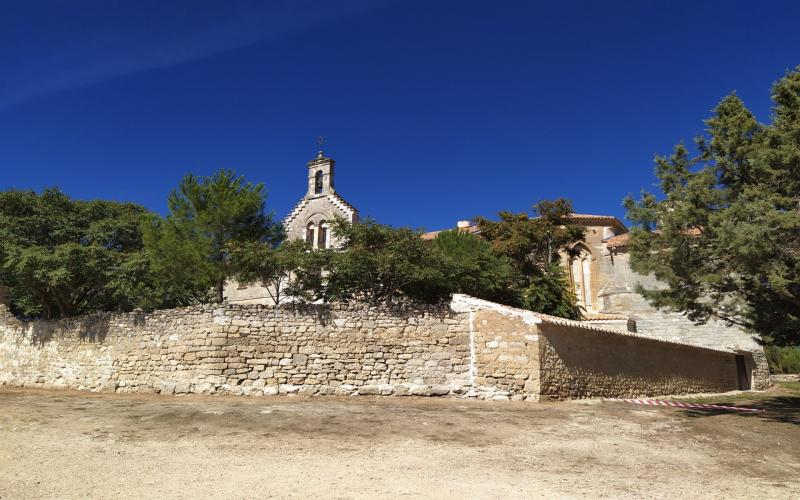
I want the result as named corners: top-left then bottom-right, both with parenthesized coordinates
top-left (682, 384), bottom-right (800, 426)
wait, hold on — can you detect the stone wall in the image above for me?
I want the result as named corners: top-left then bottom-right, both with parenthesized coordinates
top-left (451, 296), bottom-right (540, 400)
top-left (0, 295), bottom-right (764, 401)
top-left (537, 321), bottom-right (744, 400)
top-left (0, 302), bottom-right (476, 397)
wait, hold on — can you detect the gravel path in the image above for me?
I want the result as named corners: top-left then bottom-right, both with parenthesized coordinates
top-left (1, 387), bottom-right (798, 499)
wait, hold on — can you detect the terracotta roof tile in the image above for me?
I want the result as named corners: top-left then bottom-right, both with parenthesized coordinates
top-left (604, 233), bottom-right (631, 248)
top-left (567, 213), bottom-right (621, 220)
top-left (567, 213), bottom-right (628, 232)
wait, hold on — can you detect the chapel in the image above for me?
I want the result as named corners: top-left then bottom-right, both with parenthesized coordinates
top-left (282, 150), bottom-right (359, 249)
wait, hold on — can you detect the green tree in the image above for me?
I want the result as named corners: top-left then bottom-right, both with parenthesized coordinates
top-left (430, 229), bottom-right (517, 304)
top-left (0, 189), bottom-right (153, 318)
top-left (624, 66), bottom-right (800, 346)
top-left (227, 239), bottom-right (308, 305)
top-left (283, 245), bottom-right (332, 303)
top-left (145, 169), bottom-right (281, 303)
top-left (476, 199), bottom-right (583, 319)
top-left (139, 215), bottom-right (215, 308)
top-left (322, 218), bottom-right (447, 305)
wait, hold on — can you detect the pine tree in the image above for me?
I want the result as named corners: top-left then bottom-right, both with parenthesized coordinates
top-left (625, 66), bottom-right (800, 345)
top-left (144, 169), bottom-right (281, 303)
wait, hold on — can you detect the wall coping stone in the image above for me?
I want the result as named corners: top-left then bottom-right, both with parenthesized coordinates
top-left (452, 294), bottom-right (737, 355)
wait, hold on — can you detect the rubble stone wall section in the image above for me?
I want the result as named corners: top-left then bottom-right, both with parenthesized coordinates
top-left (451, 296), bottom-right (541, 400)
top-left (537, 322), bottom-right (744, 400)
top-left (0, 303), bottom-right (482, 397)
top-left (0, 295), bottom-right (763, 401)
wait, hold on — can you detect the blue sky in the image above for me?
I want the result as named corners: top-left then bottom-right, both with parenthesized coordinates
top-left (1, 0), bottom-right (799, 231)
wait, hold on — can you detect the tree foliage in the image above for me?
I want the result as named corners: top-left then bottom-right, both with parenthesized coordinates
top-left (139, 214), bottom-right (215, 308)
top-left (226, 239), bottom-right (308, 305)
top-left (281, 200), bottom-right (584, 318)
top-left (265, 218), bottom-right (517, 307)
top-left (0, 189), bottom-right (154, 318)
top-left (323, 218), bottom-right (448, 304)
top-left (430, 229), bottom-right (517, 305)
top-left (144, 169), bottom-right (281, 303)
top-left (0, 183), bottom-right (587, 320)
top-left (476, 199), bottom-right (584, 319)
top-left (624, 66), bottom-right (800, 346)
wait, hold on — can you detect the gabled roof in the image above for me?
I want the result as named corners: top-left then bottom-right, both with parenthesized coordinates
top-left (330, 192), bottom-right (357, 214)
top-left (566, 213), bottom-right (628, 232)
top-left (283, 191), bottom-right (358, 228)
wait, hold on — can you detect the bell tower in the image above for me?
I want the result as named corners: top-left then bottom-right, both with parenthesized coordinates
top-left (307, 151), bottom-right (335, 197)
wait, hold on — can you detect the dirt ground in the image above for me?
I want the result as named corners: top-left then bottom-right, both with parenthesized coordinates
top-left (1, 385), bottom-right (798, 499)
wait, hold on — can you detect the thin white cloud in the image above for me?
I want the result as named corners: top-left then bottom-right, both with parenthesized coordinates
top-left (0, 1), bottom-right (386, 110)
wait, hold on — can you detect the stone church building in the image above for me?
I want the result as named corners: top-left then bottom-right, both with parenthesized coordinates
top-left (282, 151), bottom-right (359, 249)
top-left (224, 152), bottom-right (767, 386)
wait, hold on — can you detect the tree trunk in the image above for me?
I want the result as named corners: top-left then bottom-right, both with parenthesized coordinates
top-left (216, 279), bottom-right (225, 303)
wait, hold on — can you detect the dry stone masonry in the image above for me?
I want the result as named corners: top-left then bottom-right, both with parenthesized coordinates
top-left (0, 295), bottom-right (769, 401)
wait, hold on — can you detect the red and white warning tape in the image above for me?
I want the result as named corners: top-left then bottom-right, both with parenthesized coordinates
top-left (607, 398), bottom-right (765, 413)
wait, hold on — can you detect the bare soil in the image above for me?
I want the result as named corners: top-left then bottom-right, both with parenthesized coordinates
top-left (1, 385), bottom-right (798, 499)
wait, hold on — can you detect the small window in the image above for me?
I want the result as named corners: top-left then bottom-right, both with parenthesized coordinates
top-left (314, 170), bottom-right (324, 194)
top-left (318, 221), bottom-right (329, 249)
top-left (569, 244), bottom-right (594, 311)
top-left (306, 223), bottom-right (315, 246)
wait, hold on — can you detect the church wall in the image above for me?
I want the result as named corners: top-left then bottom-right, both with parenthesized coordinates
top-left (563, 225), bottom-right (605, 313)
top-left (598, 249), bottom-right (763, 353)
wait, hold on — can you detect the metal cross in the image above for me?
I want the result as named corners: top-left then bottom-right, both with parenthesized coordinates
top-left (316, 136), bottom-right (326, 150)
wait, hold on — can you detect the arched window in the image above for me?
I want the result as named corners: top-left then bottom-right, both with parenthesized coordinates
top-left (569, 245), bottom-right (594, 311)
top-left (318, 221), bottom-right (329, 249)
top-left (306, 223), bottom-right (315, 246)
top-left (314, 170), bottom-right (324, 194)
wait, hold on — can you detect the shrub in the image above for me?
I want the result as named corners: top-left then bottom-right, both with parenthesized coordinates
top-left (765, 346), bottom-right (800, 374)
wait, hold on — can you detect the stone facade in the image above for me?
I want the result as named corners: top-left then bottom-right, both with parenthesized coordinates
top-left (227, 158), bottom-right (768, 391)
top-left (0, 295), bottom-right (768, 400)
